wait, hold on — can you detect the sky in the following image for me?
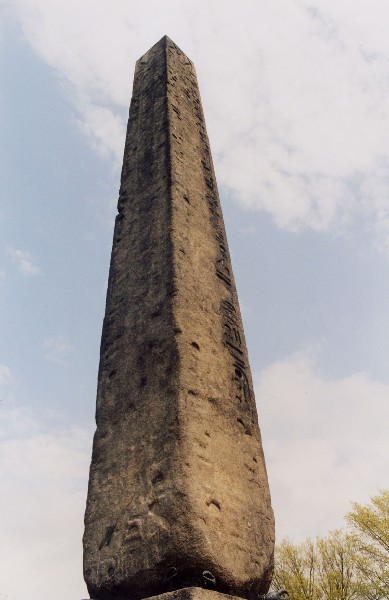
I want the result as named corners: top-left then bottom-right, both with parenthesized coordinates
top-left (1, 1), bottom-right (389, 599)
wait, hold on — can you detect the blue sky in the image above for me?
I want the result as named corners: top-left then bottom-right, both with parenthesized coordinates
top-left (1, 2), bottom-right (389, 599)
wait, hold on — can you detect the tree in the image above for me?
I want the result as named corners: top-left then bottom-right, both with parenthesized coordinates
top-left (315, 531), bottom-right (361, 600)
top-left (272, 490), bottom-right (389, 600)
top-left (272, 538), bottom-right (316, 600)
top-left (346, 490), bottom-right (389, 600)
top-left (272, 532), bottom-right (362, 600)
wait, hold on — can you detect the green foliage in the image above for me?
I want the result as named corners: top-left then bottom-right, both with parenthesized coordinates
top-left (272, 531), bottom-right (361, 600)
top-left (347, 491), bottom-right (389, 600)
top-left (272, 490), bottom-right (388, 600)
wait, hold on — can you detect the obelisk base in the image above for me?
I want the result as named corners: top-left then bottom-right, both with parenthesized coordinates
top-left (85, 588), bottom-right (246, 600)
top-left (138, 590), bottom-right (244, 600)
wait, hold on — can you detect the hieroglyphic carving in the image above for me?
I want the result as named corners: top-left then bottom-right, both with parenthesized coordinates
top-left (99, 525), bottom-right (115, 550)
top-left (123, 518), bottom-right (143, 545)
top-left (221, 300), bottom-right (255, 429)
top-left (87, 507), bottom-right (169, 588)
top-left (186, 70), bottom-right (255, 429)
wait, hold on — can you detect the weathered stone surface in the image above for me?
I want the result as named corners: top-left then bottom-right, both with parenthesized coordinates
top-left (83, 36), bottom-right (274, 600)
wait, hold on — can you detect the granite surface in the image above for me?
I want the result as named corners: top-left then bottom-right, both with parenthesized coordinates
top-left (83, 36), bottom-right (274, 600)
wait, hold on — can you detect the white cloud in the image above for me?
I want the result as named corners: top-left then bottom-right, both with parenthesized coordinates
top-left (8, 0), bottom-right (389, 251)
top-left (0, 403), bottom-right (91, 600)
top-left (7, 246), bottom-right (41, 277)
top-left (0, 364), bottom-right (13, 403)
top-left (2, 352), bottom-right (386, 600)
top-left (256, 350), bottom-right (389, 542)
top-left (0, 364), bottom-right (11, 387)
top-left (7, 0), bottom-right (389, 248)
top-left (43, 335), bottom-right (73, 365)
top-left (75, 102), bottom-right (125, 162)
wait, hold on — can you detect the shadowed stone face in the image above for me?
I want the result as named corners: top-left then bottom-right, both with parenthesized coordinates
top-left (83, 36), bottom-right (274, 600)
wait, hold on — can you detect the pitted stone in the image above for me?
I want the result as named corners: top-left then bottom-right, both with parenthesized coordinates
top-left (83, 36), bottom-right (274, 600)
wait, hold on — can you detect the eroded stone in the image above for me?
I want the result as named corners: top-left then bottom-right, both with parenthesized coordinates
top-left (83, 36), bottom-right (274, 600)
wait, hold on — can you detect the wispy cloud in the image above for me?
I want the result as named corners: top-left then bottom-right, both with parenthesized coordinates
top-left (75, 102), bottom-right (125, 164)
top-left (0, 365), bottom-right (13, 403)
top-left (238, 225), bottom-right (257, 235)
top-left (0, 364), bottom-right (11, 387)
top-left (7, 246), bottom-right (41, 277)
top-left (256, 350), bottom-right (389, 541)
top-left (43, 335), bottom-right (73, 366)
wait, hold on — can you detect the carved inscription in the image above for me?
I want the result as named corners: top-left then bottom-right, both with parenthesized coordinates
top-left (89, 509), bottom-right (168, 588)
top-left (215, 227), bottom-right (232, 287)
top-left (221, 300), bottom-right (255, 429)
top-left (180, 59), bottom-right (256, 429)
top-left (99, 525), bottom-right (116, 550)
top-left (123, 518), bottom-right (143, 545)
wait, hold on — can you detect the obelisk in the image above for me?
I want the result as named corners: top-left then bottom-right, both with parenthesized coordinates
top-left (83, 36), bottom-right (274, 600)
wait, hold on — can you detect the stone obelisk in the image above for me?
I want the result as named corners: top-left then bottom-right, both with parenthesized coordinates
top-left (83, 36), bottom-right (274, 600)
